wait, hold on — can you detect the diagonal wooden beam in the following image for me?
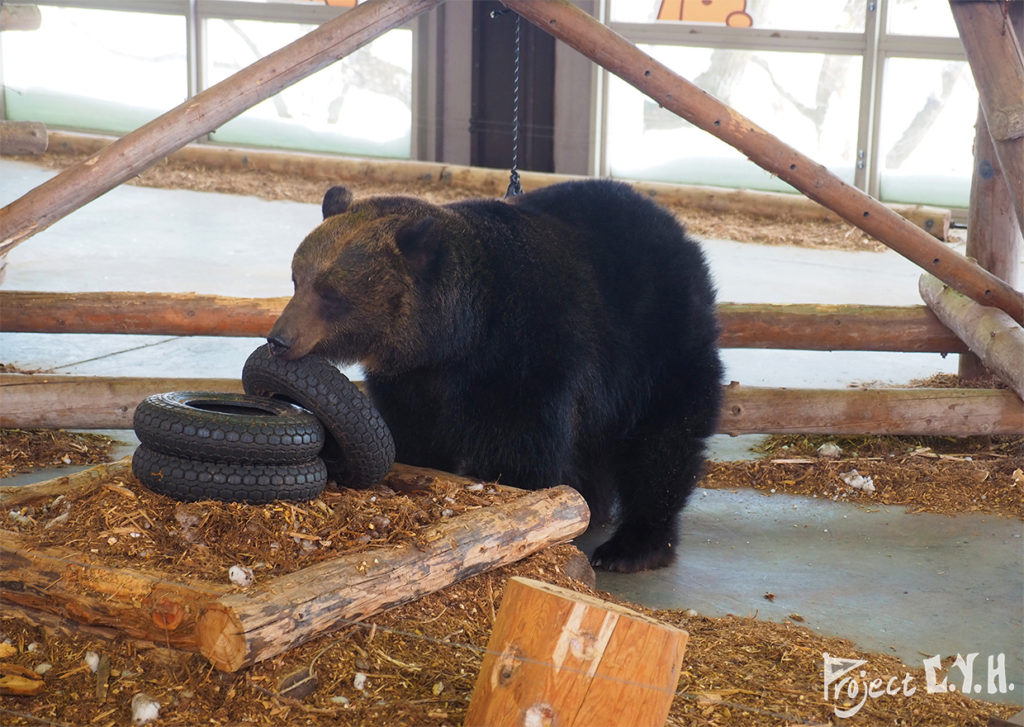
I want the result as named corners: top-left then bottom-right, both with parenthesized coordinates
top-left (501, 0), bottom-right (1024, 324)
top-left (0, 0), bottom-right (444, 256)
top-left (950, 0), bottom-right (1024, 238)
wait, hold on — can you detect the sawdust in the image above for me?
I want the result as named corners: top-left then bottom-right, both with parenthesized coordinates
top-left (0, 430), bottom-right (115, 479)
top-left (704, 434), bottom-right (1024, 519)
top-left (4, 464), bottom-right (523, 583)
top-left (17, 151), bottom-right (885, 252)
top-left (1, 434), bottom-right (1021, 726)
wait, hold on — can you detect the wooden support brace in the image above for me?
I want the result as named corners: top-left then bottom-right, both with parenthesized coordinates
top-left (465, 577), bottom-right (686, 727)
top-left (0, 0), bottom-right (444, 255)
top-left (0, 291), bottom-right (968, 353)
top-left (501, 0), bottom-right (1024, 324)
top-left (197, 486), bottom-right (590, 671)
top-left (920, 273), bottom-right (1024, 401)
top-left (3, 374), bottom-right (1021, 436)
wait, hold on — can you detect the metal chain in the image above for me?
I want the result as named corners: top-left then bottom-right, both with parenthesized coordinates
top-left (504, 11), bottom-right (523, 197)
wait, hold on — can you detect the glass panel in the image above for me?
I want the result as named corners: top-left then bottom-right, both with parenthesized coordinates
top-left (1, 7), bottom-right (186, 133)
top-left (877, 58), bottom-right (976, 207)
top-left (606, 46), bottom-right (862, 192)
top-left (204, 19), bottom-right (412, 158)
top-left (886, 0), bottom-right (959, 37)
top-left (610, 0), bottom-right (867, 32)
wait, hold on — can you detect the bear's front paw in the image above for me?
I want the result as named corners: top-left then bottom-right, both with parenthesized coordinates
top-left (590, 529), bottom-right (677, 573)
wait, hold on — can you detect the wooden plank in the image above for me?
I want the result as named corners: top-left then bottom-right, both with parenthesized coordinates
top-left (720, 384), bottom-right (1024, 436)
top-left (465, 577), bottom-right (686, 727)
top-left (950, 0), bottom-right (1024, 236)
top-left (3, 374), bottom-right (1021, 435)
top-left (0, 290), bottom-right (968, 353)
top-left (921, 273), bottom-right (1024, 400)
top-left (197, 485), bottom-right (590, 671)
top-left (0, 456), bottom-right (132, 508)
top-left (501, 0), bottom-right (1024, 324)
top-left (0, 0), bottom-right (445, 256)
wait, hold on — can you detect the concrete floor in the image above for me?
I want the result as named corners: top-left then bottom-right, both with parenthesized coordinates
top-left (2, 158), bottom-right (1022, 705)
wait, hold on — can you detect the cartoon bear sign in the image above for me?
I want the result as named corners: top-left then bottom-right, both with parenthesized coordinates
top-left (658, 0), bottom-right (754, 27)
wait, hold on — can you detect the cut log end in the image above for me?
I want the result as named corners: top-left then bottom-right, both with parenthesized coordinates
top-left (197, 605), bottom-right (247, 673)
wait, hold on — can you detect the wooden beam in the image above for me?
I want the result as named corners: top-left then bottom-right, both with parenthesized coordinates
top-left (950, 0), bottom-right (1024, 236)
top-left (4, 374), bottom-right (1020, 436)
top-left (197, 484), bottom-right (590, 671)
top-left (0, 0), bottom-right (444, 256)
top-left (0, 291), bottom-right (968, 353)
top-left (47, 131), bottom-right (952, 240)
top-left (500, 0), bottom-right (1024, 324)
top-left (465, 577), bottom-right (686, 727)
top-left (719, 383), bottom-right (1024, 436)
top-left (921, 274), bottom-right (1024, 401)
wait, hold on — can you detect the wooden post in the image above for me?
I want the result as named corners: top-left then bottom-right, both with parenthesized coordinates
top-left (465, 577), bottom-right (686, 727)
top-left (921, 274), bottom-right (1024, 401)
top-left (960, 105), bottom-right (1023, 379)
top-left (500, 0), bottom-right (1024, 324)
top-left (197, 487), bottom-right (590, 671)
top-left (4, 374), bottom-right (1022, 435)
top-left (950, 0), bottom-right (1024, 237)
top-left (0, 0), bottom-right (444, 255)
top-left (0, 291), bottom-right (969, 353)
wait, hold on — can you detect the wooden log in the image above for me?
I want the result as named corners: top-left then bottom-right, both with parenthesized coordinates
top-left (0, 290), bottom-right (968, 353)
top-left (960, 105), bottom-right (1022, 379)
top-left (48, 131), bottom-right (953, 240)
top-left (0, 290), bottom-right (288, 338)
top-left (0, 121), bottom-right (48, 155)
top-left (0, 456), bottom-right (132, 508)
top-left (0, 0), bottom-right (444, 256)
top-left (0, 4), bottom-right (41, 31)
top-left (464, 577), bottom-right (686, 727)
top-left (0, 373), bottom-right (245, 429)
top-left (720, 383), bottom-right (1024, 436)
top-left (0, 529), bottom-right (229, 650)
top-left (4, 374), bottom-right (1021, 435)
top-left (501, 0), bottom-right (1024, 324)
top-left (716, 302), bottom-right (967, 353)
top-left (920, 274), bottom-right (1024, 401)
top-left (197, 485), bottom-right (590, 671)
top-left (950, 0), bottom-right (1024, 236)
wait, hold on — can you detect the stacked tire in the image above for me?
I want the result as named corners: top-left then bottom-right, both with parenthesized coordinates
top-left (131, 346), bottom-right (395, 504)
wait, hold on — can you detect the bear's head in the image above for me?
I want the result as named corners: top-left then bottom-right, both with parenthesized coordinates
top-left (268, 186), bottom-right (468, 373)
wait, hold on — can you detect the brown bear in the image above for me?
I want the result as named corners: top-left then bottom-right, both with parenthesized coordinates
top-left (267, 179), bottom-right (723, 572)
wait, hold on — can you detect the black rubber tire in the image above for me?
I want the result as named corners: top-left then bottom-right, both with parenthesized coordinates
top-left (133, 391), bottom-right (324, 464)
top-left (242, 344), bottom-right (395, 489)
top-left (131, 444), bottom-right (327, 503)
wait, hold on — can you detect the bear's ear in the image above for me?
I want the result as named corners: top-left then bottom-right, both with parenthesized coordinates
top-left (395, 216), bottom-right (439, 275)
top-left (322, 186), bottom-right (353, 219)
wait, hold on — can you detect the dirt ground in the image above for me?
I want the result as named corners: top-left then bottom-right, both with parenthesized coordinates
top-left (1, 430), bottom-right (1021, 726)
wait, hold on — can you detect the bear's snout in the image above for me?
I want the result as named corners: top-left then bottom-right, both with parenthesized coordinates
top-left (266, 335), bottom-right (292, 358)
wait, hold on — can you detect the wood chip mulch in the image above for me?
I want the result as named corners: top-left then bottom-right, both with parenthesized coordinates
top-left (1, 432), bottom-right (1021, 726)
